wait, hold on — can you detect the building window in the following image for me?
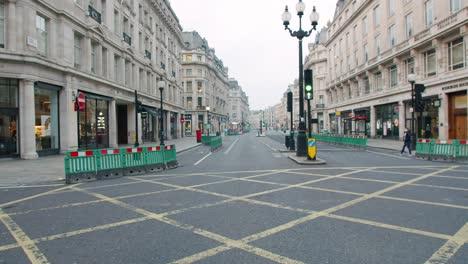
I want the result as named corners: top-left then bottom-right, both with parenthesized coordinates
top-left (186, 54), bottom-right (192, 61)
top-left (36, 15), bottom-right (48, 54)
top-left (362, 17), bottom-right (368, 35)
top-left (101, 0), bottom-right (106, 24)
top-left (73, 33), bottom-right (82, 69)
top-left (353, 25), bottom-right (357, 43)
top-left (346, 33), bottom-right (350, 51)
top-left (425, 0), bottom-right (433, 27)
top-left (197, 55), bottom-right (202, 62)
top-left (389, 25), bottom-right (396, 48)
top-left (186, 81), bottom-right (192, 93)
top-left (375, 35), bottom-right (381, 56)
top-left (406, 14), bottom-right (413, 39)
top-left (187, 97), bottom-right (192, 109)
top-left (389, 0), bottom-right (395, 16)
top-left (197, 97), bottom-right (202, 106)
top-left (364, 77), bottom-right (370, 94)
top-left (375, 72), bottom-right (383, 91)
top-left (374, 5), bottom-right (380, 26)
top-left (364, 44), bottom-right (369, 62)
top-left (114, 55), bottom-right (120, 82)
top-left (0, 1), bottom-right (4, 48)
top-left (389, 65), bottom-right (398, 88)
top-left (102, 47), bottom-right (107, 77)
top-left (354, 50), bottom-right (358, 67)
top-left (405, 57), bottom-right (415, 80)
top-left (448, 38), bottom-right (465, 71)
top-left (197, 81), bottom-right (203, 92)
top-left (450, 0), bottom-right (462, 13)
top-left (197, 69), bottom-right (202, 76)
top-left (186, 69), bottom-right (192, 76)
top-left (91, 43), bottom-right (97, 74)
top-left (424, 49), bottom-right (436, 77)
top-left (125, 60), bottom-right (130, 86)
top-left (114, 10), bottom-right (119, 34)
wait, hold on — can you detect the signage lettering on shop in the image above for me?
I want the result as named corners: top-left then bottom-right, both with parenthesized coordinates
top-left (442, 82), bottom-right (468, 91)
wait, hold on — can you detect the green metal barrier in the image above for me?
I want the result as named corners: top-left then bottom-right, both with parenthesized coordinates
top-left (415, 139), bottom-right (433, 160)
top-left (431, 139), bottom-right (456, 162)
top-left (202, 135), bottom-right (215, 143)
top-left (456, 140), bottom-right (468, 161)
top-left (65, 144), bottom-right (177, 184)
top-left (64, 150), bottom-right (98, 183)
top-left (210, 136), bottom-right (222, 152)
top-left (311, 133), bottom-right (367, 148)
top-left (97, 148), bottom-right (124, 179)
top-left (163, 145), bottom-right (178, 168)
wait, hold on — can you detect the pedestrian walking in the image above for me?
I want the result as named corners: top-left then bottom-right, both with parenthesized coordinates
top-left (400, 128), bottom-right (412, 156)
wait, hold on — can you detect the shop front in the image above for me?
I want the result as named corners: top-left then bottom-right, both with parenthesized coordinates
top-left (170, 112), bottom-right (177, 139)
top-left (140, 106), bottom-right (159, 143)
top-left (78, 92), bottom-right (110, 149)
top-left (375, 103), bottom-right (400, 139)
top-left (341, 110), bottom-right (353, 135)
top-left (0, 78), bottom-right (18, 157)
top-left (329, 113), bottom-right (337, 134)
top-left (448, 90), bottom-right (467, 139)
top-left (184, 114), bottom-right (192, 136)
top-left (34, 82), bottom-right (60, 155)
top-left (353, 108), bottom-right (370, 137)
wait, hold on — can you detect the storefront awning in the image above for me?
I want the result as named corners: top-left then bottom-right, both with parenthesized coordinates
top-left (141, 106), bottom-right (160, 116)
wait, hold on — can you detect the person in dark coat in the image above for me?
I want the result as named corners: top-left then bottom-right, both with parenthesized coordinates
top-left (400, 128), bottom-right (412, 156)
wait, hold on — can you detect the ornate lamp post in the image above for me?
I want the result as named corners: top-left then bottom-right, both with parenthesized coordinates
top-left (206, 106), bottom-right (210, 136)
top-left (158, 80), bottom-right (166, 146)
top-left (282, 0), bottom-right (319, 156)
top-left (408, 73), bottom-right (416, 150)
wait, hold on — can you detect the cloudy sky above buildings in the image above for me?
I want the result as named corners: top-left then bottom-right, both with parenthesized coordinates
top-left (170, 0), bottom-right (337, 110)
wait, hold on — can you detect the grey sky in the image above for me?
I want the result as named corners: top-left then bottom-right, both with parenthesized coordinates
top-left (170, 0), bottom-right (337, 110)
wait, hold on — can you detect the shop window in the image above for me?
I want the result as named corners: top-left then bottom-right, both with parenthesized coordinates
top-left (448, 38), bottom-right (465, 71)
top-left (0, 79), bottom-right (18, 156)
top-left (34, 87), bottom-right (59, 152)
top-left (78, 95), bottom-right (109, 149)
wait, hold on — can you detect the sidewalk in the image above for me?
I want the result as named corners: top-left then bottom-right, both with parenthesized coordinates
top-left (0, 137), bottom-right (201, 186)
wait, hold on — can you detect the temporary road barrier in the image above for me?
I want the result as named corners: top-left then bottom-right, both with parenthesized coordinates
top-left (432, 139), bottom-right (456, 162)
top-left (415, 139), bottom-right (432, 160)
top-left (64, 144), bottom-right (178, 184)
top-left (210, 136), bottom-right (222, 152)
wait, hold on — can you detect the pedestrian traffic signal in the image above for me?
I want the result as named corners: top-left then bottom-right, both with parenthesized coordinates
top-left (304, 69), bottom-right (313, 100)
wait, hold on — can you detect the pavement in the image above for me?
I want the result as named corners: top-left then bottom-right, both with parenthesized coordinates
top-left (0, 132), bottom-right (467, 263)
top-left (0, 136), bottom-right (201, 186)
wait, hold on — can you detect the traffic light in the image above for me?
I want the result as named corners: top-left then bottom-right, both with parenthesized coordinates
top-left (287, 91), bottom-right (292, 112)
top-left (414, 84), bottom-right (426, 112)
top-left (304, 69), bottom-right (313, 100)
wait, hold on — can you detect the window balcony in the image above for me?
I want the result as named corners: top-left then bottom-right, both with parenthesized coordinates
top-left (123, 32), bottom-right (132, 46)
top-left (88, 5), bottom-right (102, 24)
top-left (145, 50), bottom-right (151, 60)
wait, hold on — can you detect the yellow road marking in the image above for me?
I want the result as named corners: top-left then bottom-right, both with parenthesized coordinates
top-left (170, 245), bottom-right (231, 264)
top-left (0, 184), bottom-right (80, 209)
top-left (0, 209), bottom-right (49, 264)
top-left (424, 223), bottom-right (468, 264)
top-left (378, 196), bottom-right (468, 210)
top-left (71, 187), bottom-right (304, 264)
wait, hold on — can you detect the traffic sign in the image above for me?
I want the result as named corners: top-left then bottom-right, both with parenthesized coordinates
top-left (77, 92), bottom-right (85, 112)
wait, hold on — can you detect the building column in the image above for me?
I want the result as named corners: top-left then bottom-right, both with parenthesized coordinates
top-left (351, 109), bottom-right (356, 134)
top-left (127, 104), bottom-right (135, 145)
top-left (59, 74), bottom-right (78, 153)
top-left (338, 116), bottom-right (343, 134)
top-left (439, 93), bottom-right (449, 139)
top-left (398, 101), bottom-right (405, 137)
top-left (370, 105), bottom-right (376, 138)
top-left (7, 0), bottom-right (16, 51)
top-left (19, 80), bottom-right (38, 159)
top-left (109, 99), bottom-right (118, 147)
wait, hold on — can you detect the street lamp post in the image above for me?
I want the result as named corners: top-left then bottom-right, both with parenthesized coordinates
top-left (282, 1), bottom-right (319, 157)
top-left (408, 73), bottom-right (416, 151)
top-left (158, 80), bottom-right (166, 146)
top-left (206, 106), bottom-right (210, 136)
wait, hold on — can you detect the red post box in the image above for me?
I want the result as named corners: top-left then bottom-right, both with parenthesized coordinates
top-left (196, 130), bottom-right (202, 143)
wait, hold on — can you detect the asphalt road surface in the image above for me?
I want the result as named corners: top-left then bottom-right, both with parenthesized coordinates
top-left (1, 132), bottom-right (467, 264)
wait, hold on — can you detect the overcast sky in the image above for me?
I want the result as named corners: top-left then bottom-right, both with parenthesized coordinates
top-left (170, 0), bottom-right (337, 110)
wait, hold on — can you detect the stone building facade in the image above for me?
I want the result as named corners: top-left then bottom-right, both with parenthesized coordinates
top-left (0, 0), bottom-right (185, 159)
top-left (180, 31), bottom-right (230, 136)
top-left (228, 78), bottom-right (249, 130)
top-left (304, 0), bottom-right (467, 140)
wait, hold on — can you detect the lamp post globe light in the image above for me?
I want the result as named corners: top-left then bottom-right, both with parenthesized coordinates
top-left (408, 73), bottom-right (416, 150)
top-left (282, 0), bottom-right (319, 157)
top-left (158, 80), bottom-right (166, 146)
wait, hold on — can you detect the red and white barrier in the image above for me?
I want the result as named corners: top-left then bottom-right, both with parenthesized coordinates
top-left (70, 151), bottom-right (94, 157)
top-left (126, 148), bottom-right (143, 153)
top-left (100, 149), bottom-right (120, 155)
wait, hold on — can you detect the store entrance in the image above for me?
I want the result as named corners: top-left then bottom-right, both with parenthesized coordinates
top-left (0, 109), bottom-right (18, 157)
top-left (117, 105), bottom-right (128, 145)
